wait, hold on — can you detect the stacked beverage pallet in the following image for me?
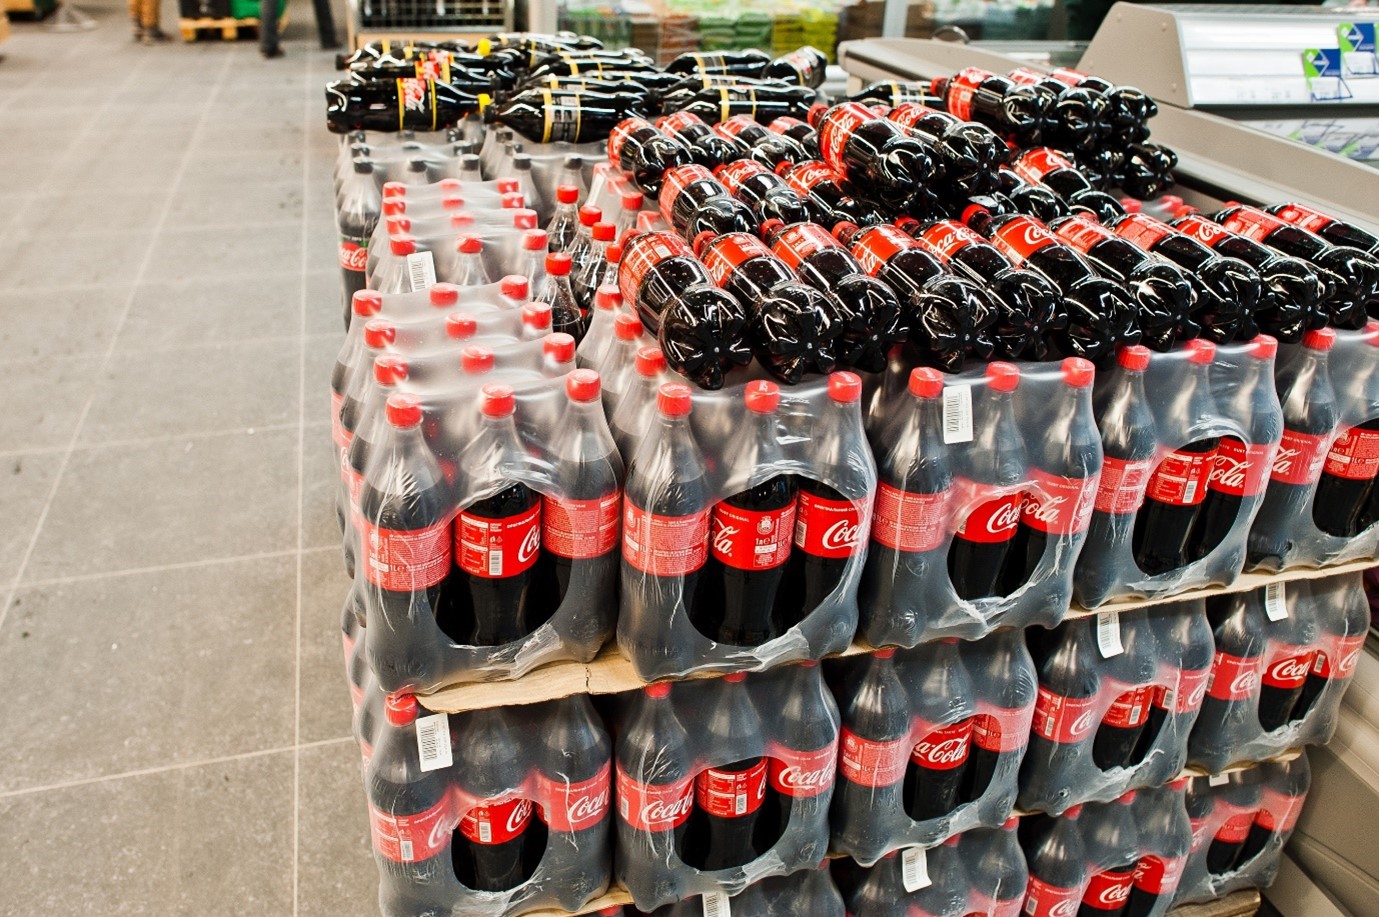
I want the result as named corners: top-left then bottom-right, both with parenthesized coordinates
top-left (178, 12), bottom-right (285, 40)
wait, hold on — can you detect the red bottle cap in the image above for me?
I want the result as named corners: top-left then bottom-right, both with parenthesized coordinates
top-left (909, 367), bottom-right (944, 399)
top-left (441, 195), bottom-right (465, 211)
top-left (873, 648), bottom-right (896, 659)
top-left (381, 181), bottom-right (406, 198)
top-left (363, 319), bottom-right (395, 349)
top-left (385, 216), bottom-right (410, 235)
top-left (546, 252), bottom-right (573, 276)
top-left (389, 235), bottom-right (416, 256)
top-left (567, 368), bottom-right (601, 403)
top-left (500, 275), bottom-right (530, 301)
top-left (658, 382), bottom-right (693, 417)
top-left (383, 199), bottom-right (406, 216)
top-left (522, 302), bottom-right (552, 331)
top-left (1064, 804), bottom-right (1084, 818)
top-left (1248, 333), bottom-right (1278, 360)
top-left (450, 211), bottom-right (475, 230)
top-left (545, 333), bottom-right (577, 363)
top-left (796, 659), bottom-right (818, 668)
top-left (621, 190), bottom-right (644, 211)
top-left (723, 672), bottom-right (747, 683)
top-left (579, 205), bottom-right (603, 227)
top-left (1061, 356), bottom-right (1095, 388)
top-left (1002, 816), bottom-right (1019, 830)
top-left (594, 285), bottom-right (623, 311)
top-left (384, 692), bottom-right (419, 725)
top-left (592, 222), bottom-right (617, 243)
top-left (512, 209), bottom-right (539, 229)
top-left (385, 393), bottom-right (423, 428)
top-left (1162, 195), bottom-right (1184, 209)
top-left (556, 184), bottom-right (579, 205)
top-left (522, 229), bottom-right (548, 251)
top-left (607, 243), bottom-right (624, 264)
top-left (943, 834), bottom-right (962, 847)
top-left (1173, 204), bottom-right (1198, 219)
top-left (614, 312), bottom-right (644, 341)
top-left (986, 361), bottom-right (1020, 392)
top-left (1117, 789), bottom-right (1137, 805)
top-left (457, 234), bottom-right (482, 255)
top-left (461, 345), bottom-right (494, 374)
top-left (644, 682), bottom-right (672, 698)
top-left (429, 283), bottom-right (460, 307)
top-left (635, 346), bottom-right (666, 377)
top-left (374, 353), bottom-right (408, 385)
top-left (1186, 338), bottom-right (1217, 365)
top-left (352, 290), bottom-right (383, 317)
top-left (495, 178), bottom-right (519, 194)
top-left (481, 382), bottom-right (516, 417)
top-left (438, 178), bottom-right (461, 194)
top-left (446, 312), bottom-right (478, 340)
top-left (1120, 197), bottom-right (1143, 214)
top-left (744, 380), bottom-right (780, 414)
top-left (1117, 344), bottom-right (1151, 372)
top-left (1169, 776), bottom-right (1190, 791)
top-left (1367, 319), bottom-right (1379, 344)
top-left (828, 371), bottom-right (863, 403)
top-left (1303, 327), bottom-right (1337, 351)
top-left (501, 192), bottom-right (526, 209)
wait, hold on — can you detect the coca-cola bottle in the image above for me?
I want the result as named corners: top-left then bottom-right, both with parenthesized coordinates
top-left (714, 158), bottom-right (821, 228)
top-left (765, 46), bottom-right (829, 88)
top-left (611, 345), bottom-right (667, 462)
top-left (538, 251), bottom-right (586, 342)
top-left (962, 631), bottom-right (1036, 809)
top-left (1077, 793), bottom-right (1141, 917)
top-left (608, 118), bottom-right (693, 197)
top-left (1022, 616), bottom-right (1100, 811)
top-left (547, 184), bottom-right (582, 252)
top-left (1257, 635), bottom-right (1320, 735)
top-left (674, 85), bottom-right (816, 125)
top-left (338, 159), bottom-right (381, 330)
top-left (535, 695), bottom-right (613, 909)
top-left (658, 163), bottom-right (756, 247)
top-left (832, 648), bottom-right (911, 859)
top-left (1123, 779), bottom-right (1191, 917)
top-left (1193, 591), bottom-right (1267, 769)
top-left (1044, 69), bottom-right (1157, 145)
top-left (1131, 339), bottom-right (1221, 576)
top-left (665, 48), bottom-right (772, 77)
top-left (815, 102), bottom-right (938, 206)
top-left (1019, 807), bottom-right (1090, 916)
top-left (1134, 606), bottom-right (1213, 770)
top-left (997, 167), bottom-right (1073, 224)
top-left (1267, 201), bottom-right (1379, 255)
top-left (717, 114), bottom-right (812, 173)
top-left (452, 706), bottom-right (544, 892)
top-left (659, 110), bottom-right (750, 170)
top-left (1248, 328), bottom-right (1339, 568)
top-left (904, 639), bottom-right (976, 822)
top-left (846, 80), bottom-right (936, 108)
top-left (342, 353), bottom-right (408, 582)
top-left (968, 818), bottom-right (1029, 916)
top-left (1006, 67), bottom-right (1109, 151)
top-left (1090, 617), bottom-right (1157, 771)
top-left (1236, 756), bottom-right (1311, 865)
top-left (781, 160), bottom-right (888, 228)
top-left (1293, 575), bottom-right (1370, 723)
top-left (332, 289), bottom-right (383, 454)
top-left (616, 682), bottom-right (695, 886)
top-left (1204, 773), bottom-right (1262, 875)
top-left (929, 67), bottom-right (1056, 145)
top-left (572, 222), bottom-right (618, 312)
top-left (1313, 323), bottom-right (1379, 536)
top-left (618, 231), bottom-right (750, 390)
top-left (948, 362), bottom-right (1027, 600)
top-left (1012, 148), bottom-right (1126, 222)
top-left (764, 660), bottom-right (838, 839)
top-left (885, 103), bottom-right (1008, 198)
top-left (325, 77), bottom-right (485, 132)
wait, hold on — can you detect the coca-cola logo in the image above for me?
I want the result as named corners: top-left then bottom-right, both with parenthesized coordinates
top-left (1180, 218), bottom-right (1226, 244)
top-left (986, 500), bottom-right (1022, 535)
top-left (1209, 454), bottom-right (1249, 490)
top-left (566, 786), bottom-right (610, 826)
top-left (713, 523), bottom-right (741, 557)
top-left (1097, 882), bottom-right (1132, 907)
top-left (776, 763), bottom-right (833, 792)
top-left (921, 224), bottom-right (971, 258)
top-left (427, 808), bottom-right (454, 851)
top-left (398, 78), bottom-right (427, 113)
top-left (517, 523), bottom-right (541, 565)
top-left (1267, 655), bottom-right (1312, 684)
top-left (1186, 679), bottom-right (1209, 709)
top-left (506, 798), bottom-right (533, 834)
top-left (1023, 494), bottom-right (1067, 527)
top-left (1070, 710), bottom-right (1096, 738)
top-left (1047, 900), bottom-right (1078, 917)
top-left (1340, 648), bottom-right (1362, 676)
top-left (1272, 446), bottom-right (1303, 477)
top-left (1016, 222), bottom-right (1050, 250)
top-left (1231, 669), bottom-right (1260, 697)
top-left (339, 243), bottom-right (368, 271)
top-left (641, 792), bottom-right (693, 826)
top-left (821, 517), bottom-right (862, 552)
top-left (914, 735), bottom-right (970, 766)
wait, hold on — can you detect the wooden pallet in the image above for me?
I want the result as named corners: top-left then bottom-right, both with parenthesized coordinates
top-left (2, 0), bottom-right (54, 18)
top-left (1171, 888), bottom-right (1261, 917)
top-left (179, 11), bottom-right (285, 40)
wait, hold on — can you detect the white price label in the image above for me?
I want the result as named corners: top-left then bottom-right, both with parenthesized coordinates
top-left (942, 384), bottom-right (973, 444)
top-left (1096, 611), bottom-right (1124, 658)
top-left (406, 250), bottom-right (437, 291)
top-left (415, 713), bottom-right (453, 772)
top-left (702, 891), bottom-right (730, 917)
top-left (1209, 772), bottom-right (1230, 787)
top-left (901, 846), bottom-right (932, 892)
top-left (1264, 582), bottom-right (1288, 621)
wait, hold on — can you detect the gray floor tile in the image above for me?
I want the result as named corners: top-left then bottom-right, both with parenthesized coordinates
top-left (165, 179), bottom-right (304, 227)
top-left (0, 356), bottom-right (102, 452)
top-left (0, 230), bottom-right (155, 289)
top-left (302, 424), bottom-right (342, 552)
top-left (0, 555), bottom-right (296, 791)
top-left (0, 286), bottom-right (130, 363)
top-left (185, 149), bottom-right (306, 185)
top-left (299, 548), bottom-right (354, 743)
top-left (145, 224), bottom-right (305, 281)
top-left (0, 752), bottom-right (294, 914)
top-left (305, 268), bottom-right (348, 336)
top-left (15, 187), bottom-right (171, 238)
top-left (198, 122), bottom-right (308, 154)
top-left (305, 332), bottom-right (343, 422)
top-left (120, 272), bottom-right (303, 351)
top-left (297, 740), bottom-right (377, 917)
top-left (26, 428), bottom-right (297, 580)
top-left (0, 452), bottom-right (62, 586)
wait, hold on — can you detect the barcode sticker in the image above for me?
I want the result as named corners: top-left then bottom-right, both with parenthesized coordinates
top-left (415, 713), bottom-right (452, 772)
top-left (1182, 479), bottom-right (1198, 504)
top-left (1209, 772), bottom-right (1229, 787)
top-left (901, 846), bottom-right (932, 892)
top-left (488, 549), bottom-right (503, 577)
top-left (702, 891), bottom-right (731, 917)
top-left (942, 385), bottom-right (973, 444)
top-left (406, 251), bottom-right (437, 291)
top-left (398, 839), bottom-right (413, 861)
top-left (1096, 612), bottom-right (1124, 658)
top-left (1264, 582), bottom-right (1288, 621)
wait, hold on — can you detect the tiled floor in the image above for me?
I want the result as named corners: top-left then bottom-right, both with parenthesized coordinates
top-left (0, 5), bottom-right (376, 913)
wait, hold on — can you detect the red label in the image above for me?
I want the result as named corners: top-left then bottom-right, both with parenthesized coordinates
top-left (1032, 687), bottom-right (1099, 743)
top-left (911, 719), bottom-right (973, 771)
top-left (1270, 428), bottom-right (1331, 486)
top-left (340, 239), bottom-right (368, 272)
top-left (852, 225), bottom-right (914, 276)
top-left (710, 499), bottom-right (796, 570)
top-left (1207, 437), bottom-right (1274, 497)
top-left (1207, 651), bottom-right (1261, 701)
top-left (1103, 686), bottom-right (1151, 728)
top-left (1049, 67), bottom-right (1088, 87)
top-left (945, 68), bottom-right (990, 121)
top-left (695, 759), bottom-right (769, 819)
top-left (1255, 787), bottom-right (1305, 834)
top-left (990, 216), bottom-right (1059, 267)
top-left (543, 492), bottom-right (622, 559)
top-left (917, 220), bottom-right (986, 262)
top-left (1323, 425), bottom-right (1379, 480)
top-left (1023, 875), bottom-right (1084, 917)
top-left (1313, 633), bottom-right (1366, 679)
top-left (608, 117), bottom-right (649, 166)
top-left (657, 163), bottom-right (714, 226)
top-left (1145, 447), bottom-right (1215, 507)
top-left (837, 728), bottom-right (909, 788)
top-left (1176, 214), bottom-right (1232, 248)
top-left (615, 765), bottom-right (694, 832)
top-left (1274, 203), bottom-right (1334, 234)
top-left (1222, 209), bottom-right (1286, 244)
top-left (885, 102), bottom-right (938, 130)
top-left (1156, 665), bottom-right (1211, 713)
top-left (702, 232), bottom-right (770, 286)
top-left (1022, 469), bottom-right (1096, 535)
top-left (362, 520), bottom-right (452, 591)
top-left (1133, 854), bottom-right (1187, 896)
top-left (1262, 645), bottom-right (1315, 690)
top-left (1007, 67), bottom-right (1044, 86)
top-left (794, 490), bottom-right (869, 558)
top-left (332, 391), bottom-right (348, 449)
top-left (1014, 147), bottom-right (1077, 186)
top-left (954, 492), bottom-right (1022, 544)
top-left (1082, 868), bottom-right (1136, 912)
top-left (771, 222), bottom-right (840, 270)
top-left (622, 501), bottom-right (710, 577)
top-left (532, 764), bottom-right (612, 833)
top-left (1094, 455), bottom-right (1154, 514)
top-left (715, 158), bottom-right (767, 194)
top-left (619, 231), bottom-right (690, 309)
top-left (872, 483), bottom-right (949, 552)
top-left (455, 501), bottom-right (541, 579)
top-left (972, 708), bottom-right (1029, 753)
top-left (783, 160), bottom-right (840, 198)
top-left (458, 797), bottom-right (532, 845)
top-left (1215, 810), bottom-right (1254, 843)
top-left (767, 740), bottom-right (838, 798)
top-left (1053, 216), bottom-right (1117, 255)
top-left (715, 115), bottom-right (757, 138)
top-left (369, 795), bottom-right (453, 863)
top-left (1114, 213), bottom-right (1174, 252)
top-left (660, 110), bottom-right (702, 136)
top-left (819, 102), bottom-right (873, 172)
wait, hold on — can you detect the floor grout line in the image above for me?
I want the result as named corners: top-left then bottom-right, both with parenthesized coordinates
top-left (14, 547), bottom-right (305, 591)
top-left (0, 422), bottom-right (303, 462)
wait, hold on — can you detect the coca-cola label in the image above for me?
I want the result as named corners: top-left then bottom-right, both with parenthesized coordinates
top-left (615, 765), bottom-right (694, 832)
top-left (1053, 216), bottom-right (1116, 255)
top-left (1254, 787), bottom-right (1304, 834)
top-left (455, 501), bottom-right (541, 579)
top-left (852, 225), bottom-right (915, 276)
top-left (971, 709), bottom-right (1028, 753)
top-left (910, 719), bottom-right (973, 771)
top-left (1261, 645), bottom-right (1315, 690)
top-left (954, 492), bottom-right (1022, 544)
top-left (1006, 67), bottom-right (1044, 86)
top-left (1102, 686), bottom-right (1151, 728)
top-left (1132, 854), bottom-right (1187, 896)
top-left (767, 740), bottom-right (838, 798)
top-left (622, 501), bottom-right (710, 577)
top-left (1270, 428), bottom-right (1331, 486)
top-left (1114, 213), bottom-right (1174, 252)
top-left (695, 759), bottom-right (769, 819)
top-left (1215, 810), bottom-right (1254, 843)
top-left (710, 499), bottom-right (796, 570)
top-left (619, 232), bottom-right (690, 313)
top-left (530, 763), bottom-right (612, 833)
top-left (1144, 447), bottom-right (1214, 507)
top-left (395, 78), bottom-right (436, 130)
top-left (1313, 633), bottom-right (1366, 679)
top-left (716, 114), bottom-right (756, 138)
top-left (776, 48), bottom-right (821, 84)
top-left (944, 67), bottom-right (989, 121)
top-left (1322, 424), bottom-right (1379, 480)
top-left (1049, 67), bottom-right (1089, 87)
top-left (1022, 469), bottom-right (1096, 536)
top-left (369, 794), bottom-right (453, 864)
top-left (871, 483), bottom-right (948, 553)
top-left (657, 164), bottom-right (714, 225)
top-left (1022, 875), bottom-right (1084, 917)
top-left (990, 216), bottom-right (1059, 267)
top-left (1157, 665), bottom-right (1211, 713)
top-left (543, 491), bottom-right (622, 559)
top-left (1094, 455), bottom-right (1154, 514)
top-left (818, 102), bottom-right (873, 172)
top-left (1081, 867), bottom-right (1136, 912)
top-left (837, 728), bottom-right (909, 788)
top-left (917, 220), bottom-right (986, 262)
top-left (771, 222), bottom-right (840, 270)
top-left (794, 490), bottom-right (868, 558)
top-left (608, 117), bottom-right (647, 165)
top-left (1221, 208), bottom-right (1287, 244)
top-left (1014, 147), bottom-right (1077, 186)
top-left (1274, 203), bottom-right (1335, 234)
top-left (458, 797), bottom-right (532, 845)
top-left (783, 160), bottom-right (840, 197)
top-left (660, 110), bottom-right (702, 136)
top-left (1031, 686), bottom-right (1099, 744)
top-left (339, 238), bottom-right (368, 273)
top-left (716, 158), bottom-right (764, 194)
top-left (884, 102), bottom-right (932, 129)
top-left (1176, 214), bottom-right (1232, 248)
top-left (1206, 650), bottom-right (1262, 701)
top-left (1207, 437), bottom-right (1274, 497)
top-left (362, 519), bottom-right (452, 591)
top-left (702, 233), bottom-right (769, 286)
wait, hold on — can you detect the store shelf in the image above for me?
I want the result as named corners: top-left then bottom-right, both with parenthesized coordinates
top-left (419, 560), bottom-right (1375, 714)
